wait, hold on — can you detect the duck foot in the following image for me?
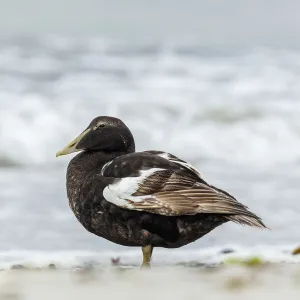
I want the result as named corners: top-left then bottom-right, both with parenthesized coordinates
top-left (141, 245), bottom-right (153, 269)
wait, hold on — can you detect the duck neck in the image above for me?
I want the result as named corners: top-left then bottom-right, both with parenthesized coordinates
top-left (68, 149), bottom-right (131, 177)
top-left (66, 149), bottom-right (133, 204)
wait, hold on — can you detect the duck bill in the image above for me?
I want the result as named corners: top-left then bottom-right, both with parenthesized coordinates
top-left (56, 128), bottom-right (91, 157)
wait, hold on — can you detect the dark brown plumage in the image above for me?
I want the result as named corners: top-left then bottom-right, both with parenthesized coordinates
top-left (56, 116), bottom-right (266, 267)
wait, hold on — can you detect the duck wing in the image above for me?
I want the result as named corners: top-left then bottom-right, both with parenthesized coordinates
top-left (101, 152), bottom-right (266, 228)
top-left (143, 150), bottom-right (203, 179)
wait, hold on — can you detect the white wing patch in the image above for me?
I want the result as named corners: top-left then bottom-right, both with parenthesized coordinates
top-left (156, 152), bottom-right (202, 179)
top-left (102, 168), bottom-right (164, 209)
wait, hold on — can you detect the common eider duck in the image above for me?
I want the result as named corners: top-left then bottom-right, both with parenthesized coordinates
top-left (56, 116), bottom-right (266, 267)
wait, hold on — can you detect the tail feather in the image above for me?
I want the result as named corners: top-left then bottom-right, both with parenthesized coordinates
top-left (204, 185), bottom-right (268, 229)
top-left (226, 214), bottom-right (268, 229)
top-left (196, 194), bottom-right (268, 229)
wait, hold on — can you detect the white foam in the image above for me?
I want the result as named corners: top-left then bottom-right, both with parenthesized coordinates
top-left (0, 245), bottom-right (299, 269)
top-left (0, 39), bottom-right (300, 169)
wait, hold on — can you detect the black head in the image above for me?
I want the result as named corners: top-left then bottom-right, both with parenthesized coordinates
top-left (56, 116), bottom-right (135, 157)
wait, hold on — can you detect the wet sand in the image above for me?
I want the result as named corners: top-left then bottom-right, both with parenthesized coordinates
top-left (1, 263), bottom-right (300, 300)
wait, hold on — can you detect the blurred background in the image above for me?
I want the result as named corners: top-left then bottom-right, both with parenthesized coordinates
top-left (0, 0), bottom-right (300, 267)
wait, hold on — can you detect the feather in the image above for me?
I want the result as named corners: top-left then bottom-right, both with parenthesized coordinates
top-left (102, 156), bottom-right (267, 229)
top-left (145, 151), bottom-right (203, 179)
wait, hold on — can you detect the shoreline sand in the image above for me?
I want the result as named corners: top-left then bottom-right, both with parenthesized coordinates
top-left (1, 263), bottom-right (300, 300)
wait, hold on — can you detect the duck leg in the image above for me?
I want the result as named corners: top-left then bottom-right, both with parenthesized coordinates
top-left (141, 245), bottom-right (153, 268)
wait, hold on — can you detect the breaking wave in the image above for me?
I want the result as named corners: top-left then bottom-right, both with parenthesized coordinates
top-left (1, 37), bottom-right (300, 168)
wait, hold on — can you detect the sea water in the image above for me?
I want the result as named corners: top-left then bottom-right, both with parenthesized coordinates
top-left (0, 37), bottom-right (300, 268)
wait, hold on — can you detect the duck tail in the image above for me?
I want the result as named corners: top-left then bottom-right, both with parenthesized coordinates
top-left (226, 213), bottom-right (268, 229)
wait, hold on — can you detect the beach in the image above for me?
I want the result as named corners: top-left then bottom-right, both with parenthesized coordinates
top-left (1, 263), bottom-right (300, 300)
top-left (1, 247), bottom-right (300, 299)
top-left (1, 1), bottom-right (300, 297)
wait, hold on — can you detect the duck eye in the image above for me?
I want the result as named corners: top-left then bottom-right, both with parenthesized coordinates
top-left (93, 123), bottom-right (105, 130)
